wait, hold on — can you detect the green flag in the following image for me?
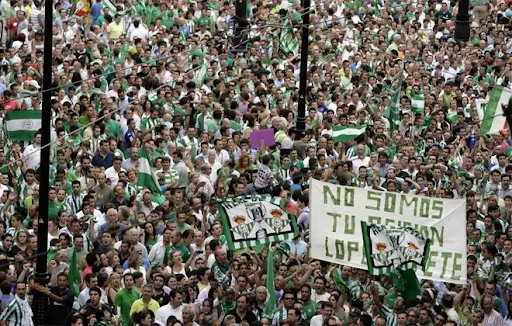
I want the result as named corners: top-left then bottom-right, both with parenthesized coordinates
top-left (179, 31), bottom-right (186, 45)
top-left (68, 249), bottom-right (81, 298)
top-left (279, 19), bottom-right (299, 56)
top-left (137, 144), bottom-right (162, 194)
top-left (480, 85), bottom-right (511, 135)
top-left (383, 76), bottom-right (403, 132)
top-left (4, 110), bottom-right (42, 141)
top-left (11, 160), bottom-right (27, 203)
top-left (332, 125), bottom-right (366, 143)
top-left (264, 248), bottom-right (277, 318)
top-left (389, 269), bottom-right (422, 304)
top-left (47, 246), bottom-right (58, 262)
top-left (411, 93), bottom-right (425, 115)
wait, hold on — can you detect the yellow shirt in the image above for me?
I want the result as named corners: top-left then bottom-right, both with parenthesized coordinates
top-left (130, 298), bottom-right (160, 316)
top-left (106, 21), bottom-right (124, 39)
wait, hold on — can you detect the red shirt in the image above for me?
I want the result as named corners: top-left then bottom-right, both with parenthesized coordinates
top-left (7, 18), bottom-right (19, 34)
top-left (81, 265), bottom-right (93, 290)
top-left (3, 100), bottom-right (20, 111)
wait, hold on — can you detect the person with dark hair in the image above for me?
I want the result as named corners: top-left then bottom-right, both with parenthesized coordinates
top-left (78, 273), bottom-right (98, 307)
top-left (77, 287), bottom-right (103, 322)
top-left (225, 294), bottom-right (257, 324)
top-left (155, 289), bottom-right (184, 325)
top-left (114, 273), bottom-right (140, 325)
top-left (273, 289), bottom-right (296, 325)
top-left (38, 272), bottom-right (75, 326)
top-left (310, 301), bottom-right (336, 326)
top-left (0, 280), bottom-right (12, 313)
top-left (132, 310), bottom-right (154, 326)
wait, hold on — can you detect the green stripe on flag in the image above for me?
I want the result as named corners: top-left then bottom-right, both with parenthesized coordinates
top-left (4, 110), bottom-right (42, 141)
top-left (383, 75), bottom-right (403, 132)
top-left (103, 0), bottom-right (117, 14)
top-left (11, 160), bottom-right (27, 202)
top-left (279, 19), bottom-right (299, 56)
top-left (332, 125), bottom-right (366, 143)
top-left (480, 85), bottom-right (511, 135)
top-left (137, 144), bottom-right (162, 194)
top-left (68, 249), bottom-right (81, 298)
top-left (411, 93), bottom-right (425, 115)
top-left (264, 248), bottom-right (277, 318)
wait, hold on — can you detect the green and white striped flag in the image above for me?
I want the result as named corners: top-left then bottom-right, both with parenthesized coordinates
top-left (279, 19), bottom-right (299, 56)
top-left (480, 85), bottom-right (511, 135)
top-left (4, 110), bottom-right (41, 141)
top-left (11, 160), bottom-right (27, 202)
top-left (383, 75), bottom-right (403, 132)
top-left (137, 144), bottom-right (162, 194)
top-left (411, 93), bottom-right (425, 115)
top-left (218, 195), bottom-right (299, 251)
top-left (195, 62), bottom-right (208, 87)
top-left (103, 0), bottom-right (117, 14)
top-left (332, 125), bottom-right (366, 143)
top-left (178, 31), bottom-right (186, 45)
top-left (361, 221), bottom-right (431, 276)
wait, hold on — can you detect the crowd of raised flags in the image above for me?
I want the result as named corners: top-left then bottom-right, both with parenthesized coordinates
top-left (0, 0), bottom-right (508, 325)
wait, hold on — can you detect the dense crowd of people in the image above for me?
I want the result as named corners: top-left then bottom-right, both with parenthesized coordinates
top-left (0, 0), bottom-right (507, 325)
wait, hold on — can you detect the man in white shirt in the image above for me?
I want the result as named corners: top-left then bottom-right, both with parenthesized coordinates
top-left (105, 157), bottom-right (125, 188)
top-left (148, 229), bottom-right (172, 265)
top-left (349, 144), bottom-right (370, 174)
top-left (310, 302), bottom-right (338, 326)
top-left (22, 131), bottom-right (42, 169)
top-left (127, 19), bottom-right (149, 41)
top-left (155, 290), bottom-right (184, 326)
top-left (78, 273), bottom-right (98, 307)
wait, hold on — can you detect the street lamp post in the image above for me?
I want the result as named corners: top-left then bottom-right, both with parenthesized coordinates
top-left (454, 0), bottom-right (470, 42)
top-left (231, 0), bottom-right (248, 54)
top-left (296, 0), bottom-right (310, 133)
top-left (32, 0), bottom-right (53, 323)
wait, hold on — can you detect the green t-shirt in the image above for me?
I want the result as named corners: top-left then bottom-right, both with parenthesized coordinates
top-left (196, 16), bottom-right (212, 27)
top-left (49, 200), bottom-right (65, 221)
top-left (302, 299), bottom-right (316, 321)
top-left (104, 119), bottom-right (122, 138)
top-left (177, 223), bottom-right (192, 234)
top-left (163, 243), bottom-right (191, 265)
top-left (217, 300), bottom-right (235, 315)
top-left (114, 288), bottom-right (140, 326)
top-left (230, 120), bottom-right (241, 132)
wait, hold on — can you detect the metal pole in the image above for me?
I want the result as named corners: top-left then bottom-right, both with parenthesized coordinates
top-left (296, 0), bottom-right (310, 133)
top-left (454, 0), bottom-right (470, 42)
top-left (32, 0), bottom-right (52, 323)
top-left (231, 0), bottom-right (248, 54)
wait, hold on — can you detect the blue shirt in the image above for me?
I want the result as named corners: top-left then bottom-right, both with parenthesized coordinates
top-left (124, 129), bottom-right (135, 148)
top-left (91, 2), bottom-right (102, 23)
top-left (91, 152), bottom-right (115, 169)
top-left (122, 258), bottom-right (150, 271)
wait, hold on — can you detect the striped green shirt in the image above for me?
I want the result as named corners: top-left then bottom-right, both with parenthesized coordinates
top-left (156, 169), bottom-right (179, 185)
top-left (125, 183), bottom-right (139, 200)
top-left (0, 296), bottom-right (31, 326)
top-left (380, 305), bottom-right (399, 326)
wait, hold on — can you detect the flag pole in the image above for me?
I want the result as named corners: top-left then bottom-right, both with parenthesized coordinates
top-left (231, 0), bottom-right (248, 54)
top-left (296, 0), bottom-right (310, 133)
top-left (32, 0), bottom-right (53, 322)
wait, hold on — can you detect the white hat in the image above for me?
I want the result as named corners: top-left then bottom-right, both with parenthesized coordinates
top-left (27, 80), bottom-right (40, 89)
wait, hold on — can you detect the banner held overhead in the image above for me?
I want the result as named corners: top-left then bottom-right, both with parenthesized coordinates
top-left (309, 179), bottom-right (467, 284)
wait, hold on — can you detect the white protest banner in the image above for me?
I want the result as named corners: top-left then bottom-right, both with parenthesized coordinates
top-left (309, 179), bottom-right (467, 284)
